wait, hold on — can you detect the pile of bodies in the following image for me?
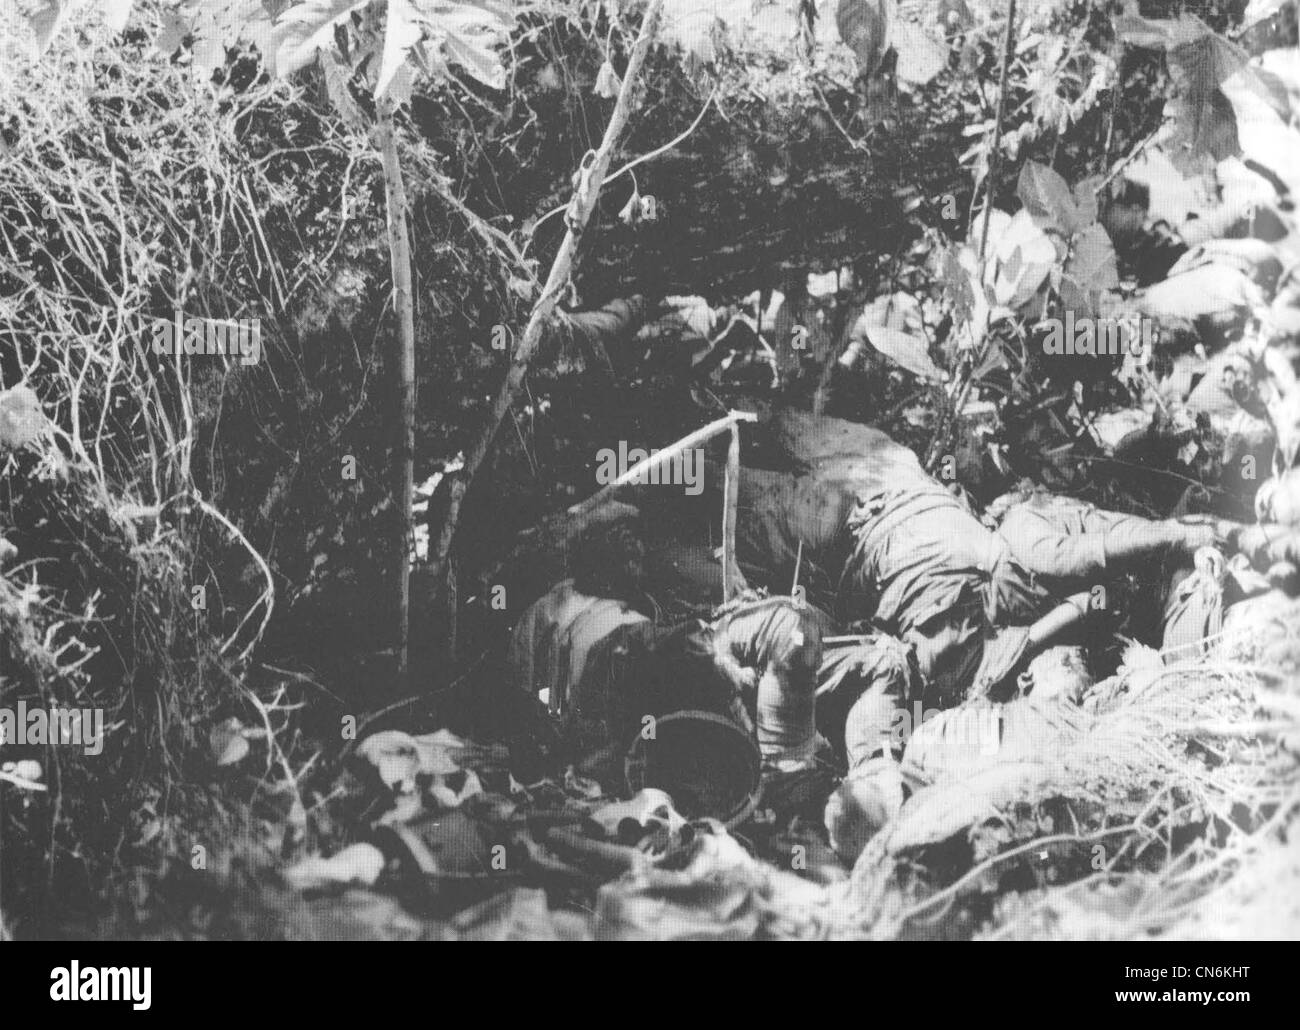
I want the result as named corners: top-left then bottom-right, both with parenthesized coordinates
top-left (506, 409), bottom-right (1300, 865)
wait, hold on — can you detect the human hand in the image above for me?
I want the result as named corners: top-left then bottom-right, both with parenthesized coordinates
top-left (1178, 521), bottom-right (1225, 555)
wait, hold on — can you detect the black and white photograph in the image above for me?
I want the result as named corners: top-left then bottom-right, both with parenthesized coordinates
top-left (0, 0), bottom-right (1297, 964)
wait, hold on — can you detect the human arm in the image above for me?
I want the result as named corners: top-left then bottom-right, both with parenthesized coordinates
top-left (999, 503), bottom-right (1222, 584)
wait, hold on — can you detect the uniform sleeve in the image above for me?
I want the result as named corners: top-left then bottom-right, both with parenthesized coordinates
top-left (818, 637), bottom-right (917, 769)
top-left (998, 505), bottom-right (1108, 583)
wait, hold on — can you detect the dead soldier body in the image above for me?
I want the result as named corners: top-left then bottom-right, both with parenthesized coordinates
top-left (510, 552), bottom-right (1097, 866)
top-left (734, 465), bottom-right (1238, 684)
top-left (510, 433), bottom-right (1300, 860)
top-left (727, 460), bottom-right (1277, 851)
top-left (507, 526), bottom-right (828, 786)
top-left (505, 521), bottom-right (1127, 866)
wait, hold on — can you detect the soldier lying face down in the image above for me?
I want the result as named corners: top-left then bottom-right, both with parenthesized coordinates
top-left (506, 517), bottom-right (914, 786)
top-left (508, 558), bottom-right (1089, 864)
top-left (557, 593), bottom-right (831, 777)
top-left (507, 566), bottom-right (920, 829)
top-left (507, 532), bottom-right (1287, 865)
top-left (505, 521), bottom-right (919, 779)
top-left (509, 422), bottom-right (1300, 860)
top-left (718, 443), bottom-right (1300, 860)
top-left (733, 459), bottom-right (1257, 696)
top-left (506, 523), bottom-right (833, 785)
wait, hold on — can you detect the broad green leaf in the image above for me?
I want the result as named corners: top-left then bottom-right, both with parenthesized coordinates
top-left (376, 0), bottom-right (422, 98)
top-left (657, 0), bottom-right (806, 68)
top-left (892, 19), bottom-right (947, 86)
top-left (320, 46), bottom-right (368, 129)
top-left (1167, 30), bottom-right (1250, 98)
top-left (1160, 25), bottom-right (1260, 173)
top-left (268, 0), bottom-right (372, 78)
top-left (1066, 223), bottom-right (1119, 294)
top-left (862, 326), bottom-right (945, 382)
top-left (1016, 161), bottom-right (1078, 235)
top-left (594, 59), bottom-right (621, 98)
top-left (1117, 14), bottom-right (1285, 177)
top-left (1071, 176), bottom-right (1102, 226)
top-left (1001, 244), bottom-right (1023, 286)
top-left (1057, 276), bottom-right (1095, 320)
top-left (442, 24), bottom-right (505, 89)
top-left (386, 57), bottom-right (414, 104)
top-left (176, 0), bottom-right (273, 75)
top-left (425, 2), bottom-right (510, 90)
top-left (209, 718), bottom-right (252, 766)
top-left (989, 209), bottom-right (1056, 309)
top-left (1246, 65), bottom-right (1295, 122)
top-left (843, 292), bottom-right (939, 379)
top-left (1165, 88), bottom-right (1239, 175)
top-left (967, 207), bottom-right (1012, 252)
top-left (863, 290), bottom-right (924, 336)
top-left (941, 245), bottom-right (978, 329)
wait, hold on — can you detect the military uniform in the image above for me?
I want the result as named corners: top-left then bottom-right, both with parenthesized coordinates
top-left (509, 591), bottom-right (830, 779)
top-left (729, 465), bottom-right (1220, 781)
